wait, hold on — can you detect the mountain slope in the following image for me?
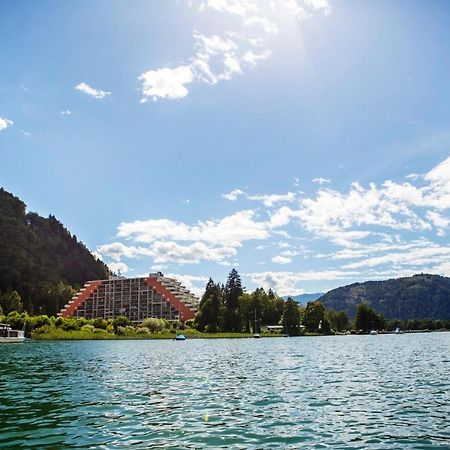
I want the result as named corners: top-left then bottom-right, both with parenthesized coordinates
top-left (285, 292), bottom-right (325, 305)
top-left (0, 188), bottom-right (109, 315)
top-left (318, 274), bottom-right (450, 320)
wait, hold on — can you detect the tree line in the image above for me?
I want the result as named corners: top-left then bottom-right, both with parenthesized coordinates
top-left (3, 267), bottom-right (450, 335)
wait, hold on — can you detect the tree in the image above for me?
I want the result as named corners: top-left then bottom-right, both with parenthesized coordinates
top-left (325, 309), bottom-right (349, 332)
top-left (223, 269), bottom-right (244, 331)
top-left (302, 301), bottom-right (325, 333)
top-left (354, 303), bottom-right (385, 332)
top-left (141, 317), bottom-right (165, 333)
top-left (282, 298), bottom-right (302, 336)
top-left (336, 311), bottom-right (349, 331)
top-left (195, 279), bottom-right (223, 332)
top-left (0, 290), bottom-right (23, 314)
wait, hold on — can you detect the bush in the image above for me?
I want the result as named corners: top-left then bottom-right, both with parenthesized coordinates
top-left (81, 324), bottom-right (95, 333)
top-left (113, 316), bottom-right (131, 331)
top-left (61, 318), bottom-right (79, 331)
top-left (141, 317), bottom-right (165, 333)
top-left (91, 318), bottom-right (108, 330)
top-left (33, 315), bottom-right (52, 330)
top-left (33, 324), bottom-right (52, 334)
top-left (136, 327), bottom-right (150, 334)
top-left (115, 326), bottom-right (126, 336)
top-left (125, 325), bottom-right (136, 334)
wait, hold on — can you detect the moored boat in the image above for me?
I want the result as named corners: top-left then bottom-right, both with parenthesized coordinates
top-left (0, 323), bottom-right (25, 343)
top-left (175, 334), bottom-right (186, 341)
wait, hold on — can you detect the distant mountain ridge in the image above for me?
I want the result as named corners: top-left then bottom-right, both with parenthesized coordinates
top-left (0, 188), bottom-right (110, 315)
top-left (318, 274), bottom-right (450, 320)
top-left (285, 292), bottom-right (325, 305)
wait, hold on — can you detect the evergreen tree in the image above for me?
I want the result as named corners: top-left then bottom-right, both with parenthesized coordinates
top-left (0, 290), bottom-right (23, 314)
top-left (302, 301), bottom-right (325, 333)
top-left (223, 269), bottom-right (244, 331)
top-left (354, 303), bottom-right (385, 331)
top-left (195, 279), bottom-right (223, 332)
top-left (282, 298), bottom-right (302, 336)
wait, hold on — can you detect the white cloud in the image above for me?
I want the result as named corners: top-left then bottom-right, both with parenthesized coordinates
top-left (198, 0), bottom-right (258, 17)
top-left (117, 210), bottom-right (271, 247)
top-left (107, 262), bottom-right (130, 274)
top-left (165, 273), bottom-right (209, 297)
top-left (222, 189), bottom-right (296, 206)
top-left (342, 244), bottom-right (450, 270)
top-left (150, 241), bottom-right (236, 264)
top-left (272, 255), bottom-right (292, 264)
top-left (97, 242), bottom-right (146, 262)
top-left (247, 269), bottom-right (356, 297)
top-left (75, 82), bottom-right (111, 99)
top-left (60, 110), bottom-right (72, 115)
top-left (222, 188), bottom-right (245, 201)
top-left (138, 66), bottom-right (194, 101)
top-left (97, 155), bottom-right (450, 287)
top-left (139, 0), bottom-right (330, 101)
top-left (312, 177), bottom-right (330, 185)
top-left (304, 0), bottom-right (331, 15)
top-left (0, 117), bottom-right (13, 131)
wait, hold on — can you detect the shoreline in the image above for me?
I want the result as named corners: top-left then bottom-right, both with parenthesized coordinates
top-left (30, 329), bottom-right (448, 341)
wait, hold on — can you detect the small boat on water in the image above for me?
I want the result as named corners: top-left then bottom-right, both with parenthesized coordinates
top-left (175, 334), bottom-right (186, 341)
top-left (370, 330), bottom-right (378, 335)
top-left (0, 323), bottom-right (26, 343)
top-left (394, 327), bottom-right (404, 334)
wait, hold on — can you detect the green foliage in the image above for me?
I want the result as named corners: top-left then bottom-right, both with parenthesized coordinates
top-left (81, 324), bottom-right (95, 333)
top-left (140, 317), bottom-right (165, 333)
top-left (223, 268), bottom-right (244, 331)
top-left (6, 311), bottom-right (28, 330)
top-left (355, 303), bottom-right (385, 331)
top-left (195, 278), bottom-right (224, 332)
top-left (113, 316), bottom-right (131, 331)
top-left (195, 272), bottom-right (286, 333)
top-left (137, 327), bottom-right (150, 334)
top-left (0, 290), bottom-right (23, 314)
top-left (61, 318), bottom-right (80, 331)
top-left (91, 317), bottom-right (108, 330)
top-left (282, 298), bottom-right (302, 336)
top-left (0, 188), bottom-right (110, 315)
top-left (302, 301), bottom-right (325, 333)
top-left (325, 309), bottom-right (349, 332)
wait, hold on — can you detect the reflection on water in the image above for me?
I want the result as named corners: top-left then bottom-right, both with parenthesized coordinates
top-left (1, 334), bottom-right (450, 449)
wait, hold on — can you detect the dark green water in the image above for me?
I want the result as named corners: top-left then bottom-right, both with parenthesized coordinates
top-left (1, 333), bottom-right (450, 449)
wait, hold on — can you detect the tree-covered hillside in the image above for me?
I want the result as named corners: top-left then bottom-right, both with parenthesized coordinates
top-left (319, 274), bottom-right (450, 320)
top-left (0, 188), bottom-right (109, 315)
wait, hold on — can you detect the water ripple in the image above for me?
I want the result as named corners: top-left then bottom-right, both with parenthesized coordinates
top-left (1, 334), bottom-right (450, 448)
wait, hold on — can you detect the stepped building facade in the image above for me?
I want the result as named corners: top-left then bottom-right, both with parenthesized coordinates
top-left (58, 273), bottom-right (199, 323)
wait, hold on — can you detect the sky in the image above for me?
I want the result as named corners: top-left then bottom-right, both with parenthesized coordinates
top-left (1, 0), bottom-right (450, 298)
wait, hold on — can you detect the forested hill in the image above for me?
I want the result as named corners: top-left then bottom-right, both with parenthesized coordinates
top-left (319, 274), bottom-right (450, 320)
top-left (0, 188), bottom-right (109, 315)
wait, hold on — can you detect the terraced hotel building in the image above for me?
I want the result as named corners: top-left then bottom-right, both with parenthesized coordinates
top-left (58, 273), bottom-right (199, 323)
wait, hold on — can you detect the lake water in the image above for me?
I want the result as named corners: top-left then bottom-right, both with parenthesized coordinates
top-left (1, 333), bottom-right (450, 449)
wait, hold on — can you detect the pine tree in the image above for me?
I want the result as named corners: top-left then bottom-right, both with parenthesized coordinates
top-left (195, 279), bottom-right (223, 332)
top-left (282, 298), bottom-right (302, 336)
top-left (223, 269), bottom-right (244, 331)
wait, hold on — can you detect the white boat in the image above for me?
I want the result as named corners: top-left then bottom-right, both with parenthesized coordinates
top-left (0, 323), bottom-right (25, 343)
top-left (370, 330), bottom-right (378, 335)
top-left (394, 327), bottom-right (404, 334)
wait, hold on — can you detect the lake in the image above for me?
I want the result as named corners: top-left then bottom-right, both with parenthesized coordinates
top-left (1, 333), bottom-right (450, 449)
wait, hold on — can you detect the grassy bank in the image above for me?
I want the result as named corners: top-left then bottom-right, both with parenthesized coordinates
top-left (31, 329), bottom-right (280, 340)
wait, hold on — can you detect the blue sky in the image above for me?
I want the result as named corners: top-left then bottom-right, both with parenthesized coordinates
top-left (1, 0), bottom-right (450, 297)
